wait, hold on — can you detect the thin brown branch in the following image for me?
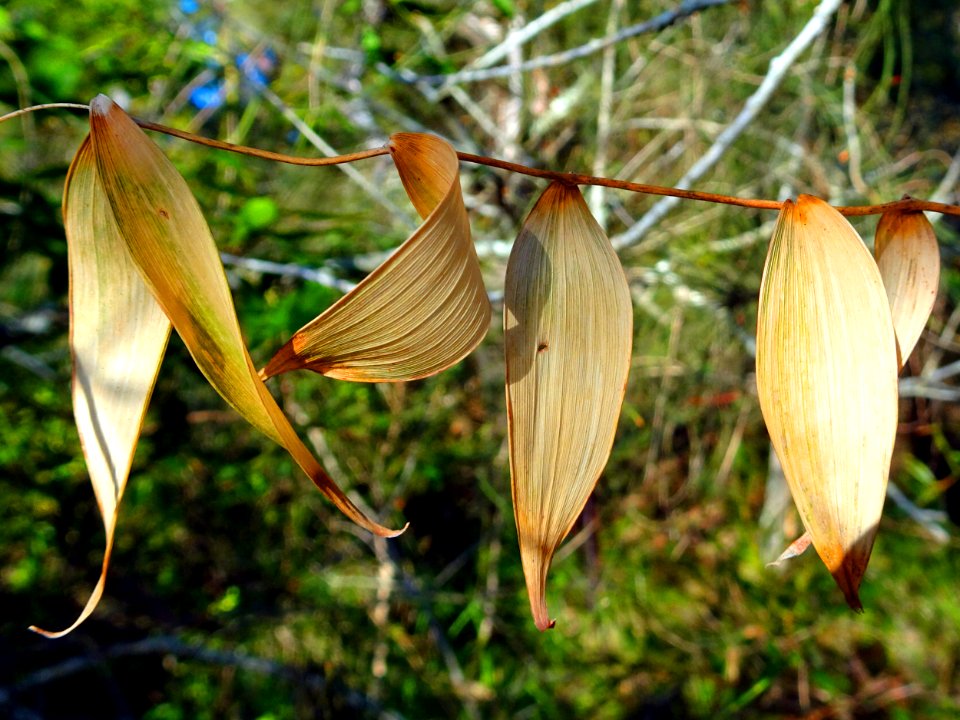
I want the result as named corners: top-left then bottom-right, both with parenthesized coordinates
top-left (6, 103), bottom-right (960, 219)
top-left (457, 152), bottom-right (785, 211)
top-left (134, 118), bottom-right (391, 166)
top-left (459, 152), bottom-right (960, 217)
top-left (0, 102), bottom-right (90, 124)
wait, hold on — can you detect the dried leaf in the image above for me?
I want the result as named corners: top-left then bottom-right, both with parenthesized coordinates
top-left (261, 132), bottom-right (490, 382)
top-left (88, 95), bottom-right (402, 538)
top-left (767, 531), bottom-right (813, 568)
top-left (505, 181), bottom-right (632, 630)
top-left (756, 195), bottom-right (898, 609)
top-left (30, 137), bottom-right (173, 638)
top-left (874, 210), bottom-right (939, 369)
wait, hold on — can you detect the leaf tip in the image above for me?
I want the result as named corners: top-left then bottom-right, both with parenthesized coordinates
top-left (535, 615), bottom-right (557, 632)
top-left (28, 624), bottom-right (64, 639)
top-left (831, 558), bottom-right (866, 612)
top-left (89, 94), bottom-right (116, 118)
top-left (382, 521), bottom-right (410, 539)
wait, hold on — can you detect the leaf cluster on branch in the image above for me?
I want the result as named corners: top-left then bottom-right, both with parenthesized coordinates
top-left (0, 92), bottom-right (948, 636)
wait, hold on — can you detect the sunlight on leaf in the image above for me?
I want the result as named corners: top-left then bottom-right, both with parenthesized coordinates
top-left (874, 209), bottom-right (940, 370)
top-left (261, 132), bottom-right (490, 382)
top-left (505, 181), bottom-right (632, 630)
top-left (87, 95), bottom-right (402, 538)
top-left (29, 136), bottom-right (173, 638)
top-left (756, 195), bottom-right (898, 610)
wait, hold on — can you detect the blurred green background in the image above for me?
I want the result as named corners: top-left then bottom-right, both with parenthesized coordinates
top-left (2, 0), bottom-right (960, 717)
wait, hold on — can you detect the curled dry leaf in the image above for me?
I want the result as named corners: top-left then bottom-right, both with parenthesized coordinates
top-left (756, 195), bottom-right (898, 610)
top-left (874, 209), bottom-right (940, 369)
top-left (261, 132), bottom-right (490, 382)
top-left (505, 181), bottom-right (632, 630)
top-left (87, 96), bottom-right (402, 536)
top-left (30, 137), bottom-right (173, 638)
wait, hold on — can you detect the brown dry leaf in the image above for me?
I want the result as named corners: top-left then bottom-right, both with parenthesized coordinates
top-left (874, 210), bottom-right (940, 369)
top-left (505, 181), bottom-right (632, 630)
top-left (30, 137), bottom-right (173, 638)
top-left (87, 95), bottom-right (402, 538)
top-left (756, 194), bottom-right (898, 609)
top-left (261, 132), bottom-right (490, 382)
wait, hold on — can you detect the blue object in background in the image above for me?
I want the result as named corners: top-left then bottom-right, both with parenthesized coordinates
top-left (189, 81), bottom-right (225, 110)
top-left (179, 0), bottom-right (199, 14)
top-left (236, 48), bottom-right (277, 86)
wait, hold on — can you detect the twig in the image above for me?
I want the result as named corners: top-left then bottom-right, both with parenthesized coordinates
top-left (255, 83), bottom-right (415, 227)
top-left (219, 252), bottom-right (356, 293)
top-left (0, 103), bottom-right (90, 125)
top-left (929, 146), bottom-right (960, 208)
top-left (842, 63), bottom-right (869, 196)
top-left (464, 0), bottom-right (600, 72)
top-left (613, 0), bottom-right (845, 250)
top-left (136, 117), bottom-right (391, 166)
top-left (4, 636), bottom-right (403, 720)
top-left (394, 0), bottom-right (731, 86)
top-left (8, 92), bottom-right (960, 220)
top-left (588, 0), bottom-right (623, 229)
top-left (0, 41), bottom-right (36, 146)
top-left (895, 359), bottom-right (960, 406)
top-left (886, 483), bottom-right (950, 543)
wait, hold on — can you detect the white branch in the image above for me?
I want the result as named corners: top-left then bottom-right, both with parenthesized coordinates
top-left (613, 0), bottom-right (844, 251)
top-left (467, 0), bottom-right (600, 72)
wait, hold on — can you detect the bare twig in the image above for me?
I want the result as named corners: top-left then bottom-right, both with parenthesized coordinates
top-left (3, 636), bottom-right (403, 720)
top-left (886, 483), bottom-right (950, 543)
top-left (588, 0), bottom-right (623, 230)
top-left (391, 0), bottom-right (731, 86)
top-left (219, 252), bottom-right (357, 293)
top-left (0, 40), bottom-right (36, 146)
top-left (0, 103), bottom-right (90, 125)
top-left (613, 0), bottom-right (844, 250)
top-left (465, 0), bottom-right (600, 72)
top-left (255, 83), bottom-right (415, 226)
top-left (842, 63), bottom-right (869, 196)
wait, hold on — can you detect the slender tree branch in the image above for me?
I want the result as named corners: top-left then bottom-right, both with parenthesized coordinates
top-left (7, 98), bottom-right (960, 219)
top-left (3, 636), bottom-right (403, 720)
top-left (0, 103), bottom-right (90, 124)
top-left (613, 0), bottom-right (845, 250)
top-left (464, 0), bottom-right (600, 72)
top-left (386, 0), bottom-right (731, 86)
top-left (457, 151), bottom-right (785, 210)
top-left (136, 118), bottom-right (391, 166)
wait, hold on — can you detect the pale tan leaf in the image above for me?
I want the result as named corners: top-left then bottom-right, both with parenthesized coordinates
top-left (261, 132), bottom-right (490, 382)
top-left (756, 195), bottom-right (898, 609)
top-left (88, 94), bottom-right (402, 538)
top-left (874, 210), bottom-right (940, 369)
top-left (30, 137), bottom-right (173, 638)
top-left (505, 181), bottom-right (632, 630)
top-left (767, 531), bottom-right (812, 568)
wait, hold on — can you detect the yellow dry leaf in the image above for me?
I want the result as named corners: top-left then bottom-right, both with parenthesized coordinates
top-left (874, 210), bottom-right (940, 369)
top-left (87, 95), bottom-right (402, 537)
top-left (30, 137), bottom-right (173, 638)
top-left (756, 194), bottom-right (898, 609)
top-left (261, 132), bottom-right (490, 382)
top-left (505, 181), bottom-right (632, 630)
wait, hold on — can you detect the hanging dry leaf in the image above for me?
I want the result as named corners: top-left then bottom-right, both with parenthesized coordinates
top-left (756, 194), bottom-right (898, 609)
top-left (87, 95), bottom-right (402, 538)
top-left (29, 137), bottom-right (173, 638)
top-left (874, 209), bottom-right (939, 369)
top-left (505, 181), bottom-right (632, 630)
top-left (261, 132), bottom-right (490, 382)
